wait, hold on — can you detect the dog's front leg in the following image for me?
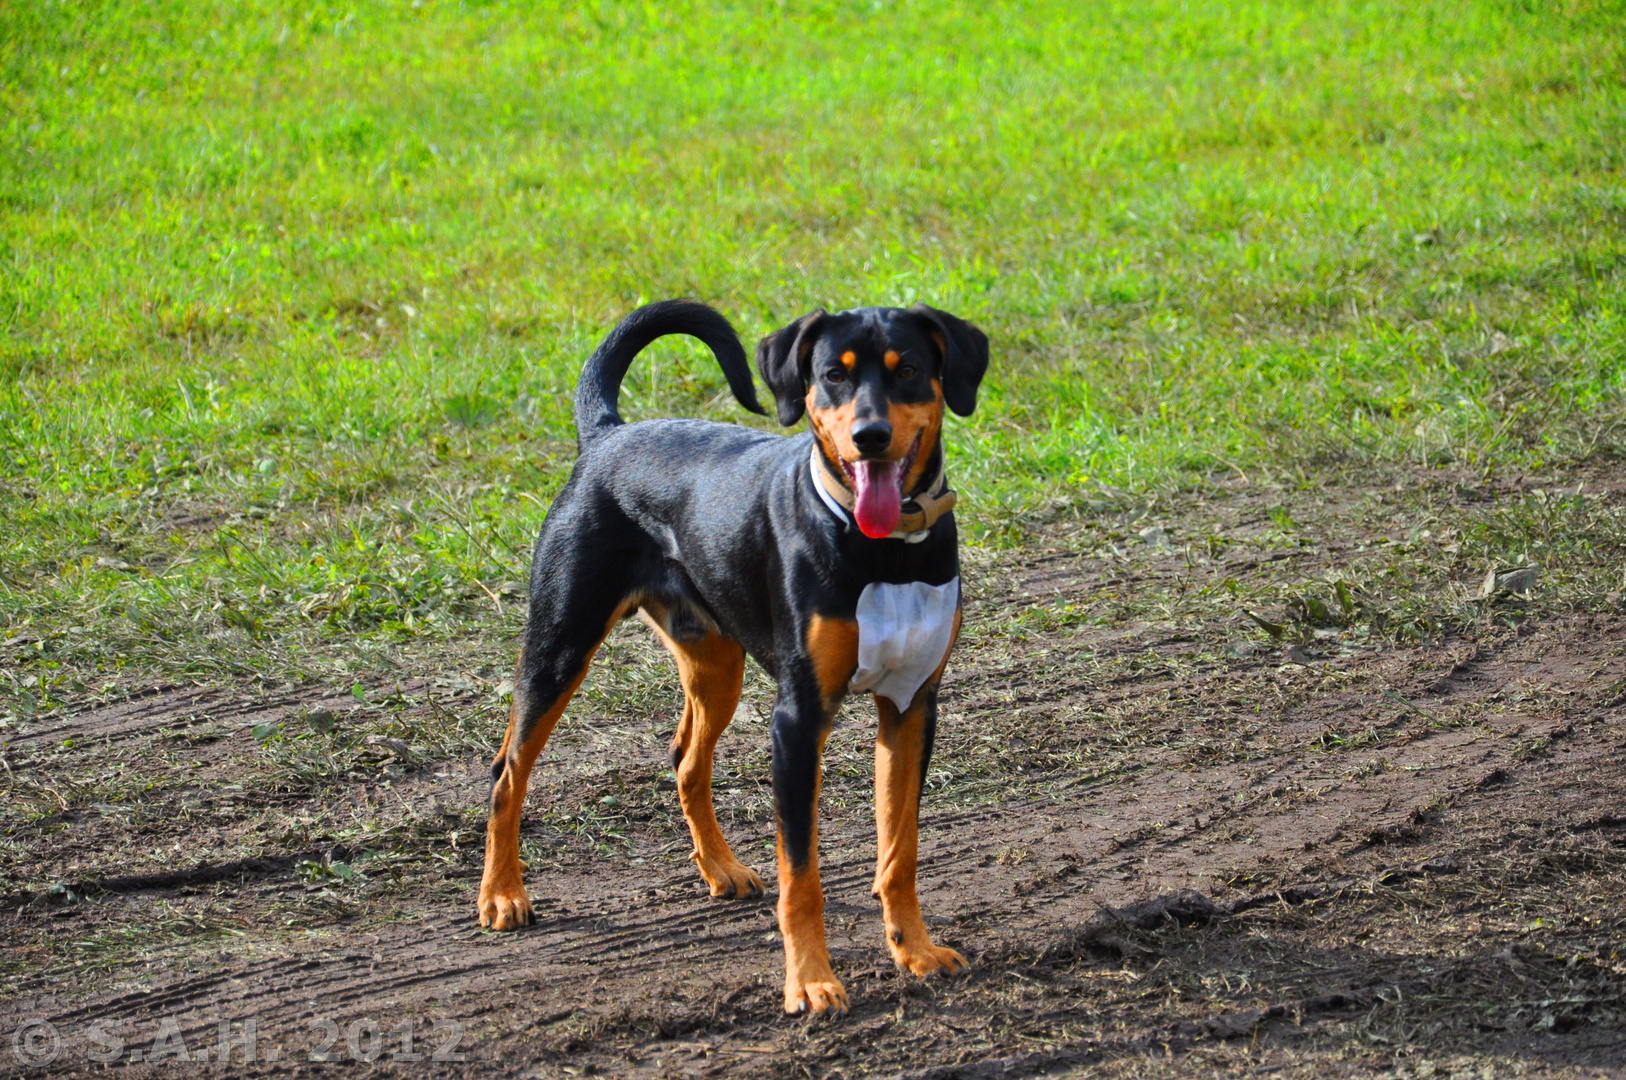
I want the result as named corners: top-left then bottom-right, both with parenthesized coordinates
top-left (874, 682), bottom-right (968, 978)
top-left (771, 685), bottom-right (844, 1015)
top-left (771, 614), bottom-right (857, 1015)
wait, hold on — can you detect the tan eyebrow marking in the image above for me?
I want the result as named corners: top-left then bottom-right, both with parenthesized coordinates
top-left (884, 350), bottom-right (900, 369)
top-left (840, 350), bottom-right (857, 370)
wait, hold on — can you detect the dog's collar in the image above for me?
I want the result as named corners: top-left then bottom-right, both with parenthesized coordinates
top-left (808, 446), bottom-right (957, 544)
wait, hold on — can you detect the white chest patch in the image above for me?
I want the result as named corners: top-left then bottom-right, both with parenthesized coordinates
top-left (849, 578), bottom-right (961, 711)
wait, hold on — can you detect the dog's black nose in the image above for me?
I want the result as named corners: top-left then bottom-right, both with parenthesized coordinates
top-left (851, 419), bottom-right (892, 456)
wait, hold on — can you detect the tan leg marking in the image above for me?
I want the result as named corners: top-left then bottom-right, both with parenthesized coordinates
top-left (646, 615), bottom-right (763, 900)
top-left (778, 760), bottom-right (846, 1015)
top-left (805, 613), bottom-right (858, 709)
top-left (872, 611), bottom-right (966, 977)
top-left (778, 614), bottom-right (859, 1014)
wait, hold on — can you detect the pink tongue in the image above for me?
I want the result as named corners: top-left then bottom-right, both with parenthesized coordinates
top-left (852, 460), bottom-right (901, 538)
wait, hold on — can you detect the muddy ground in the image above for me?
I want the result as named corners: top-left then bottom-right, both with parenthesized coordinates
top-left (3, 466), bottom-right (1625, 1078)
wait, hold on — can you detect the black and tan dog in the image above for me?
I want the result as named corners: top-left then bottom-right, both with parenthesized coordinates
top-left (478, 299), bottom-right (988, 1014)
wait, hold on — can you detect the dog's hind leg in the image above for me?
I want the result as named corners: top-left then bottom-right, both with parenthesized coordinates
top-left (645, 612), bottom-right (763, 900)
top-left (479, 567), bottom-right (637, 931)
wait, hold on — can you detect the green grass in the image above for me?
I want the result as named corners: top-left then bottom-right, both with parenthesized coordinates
top-left (2, 0), bottom-right (1624, 689)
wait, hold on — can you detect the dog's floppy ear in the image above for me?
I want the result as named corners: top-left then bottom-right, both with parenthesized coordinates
top-left (910, 304), bottom-right (989, 417)
top-left (755, 310), bottom-right (827, 426)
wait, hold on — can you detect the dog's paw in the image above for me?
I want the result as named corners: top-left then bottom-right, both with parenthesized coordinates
top-left (692, 850), bottom-right (765, 900)
top-left (785, 978), bottom-right (849, 1016)
top-left (890, 940), bottom-right (969, 978)
top-left (477, 879), bottom-right (534, 930)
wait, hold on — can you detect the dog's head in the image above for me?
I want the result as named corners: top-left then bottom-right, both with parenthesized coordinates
top-left (756, 305), bottom-right (988, 538)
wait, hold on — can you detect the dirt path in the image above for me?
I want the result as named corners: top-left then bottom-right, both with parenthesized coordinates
top-left (4, 473), bottom-right (1625, 1078)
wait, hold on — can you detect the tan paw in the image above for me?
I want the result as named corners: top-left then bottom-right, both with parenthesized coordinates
top-left (890, 939), bottom-right (969, 978)
top-left (692, 850), bottom-right (765, 900)
top-left (785, 978), bottom-right (849, 1016)
top-left (477, 879), bottom-right (533, 930)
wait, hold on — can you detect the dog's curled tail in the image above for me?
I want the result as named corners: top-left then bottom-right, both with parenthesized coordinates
top-left (573, 300), bottom-right (767, 447)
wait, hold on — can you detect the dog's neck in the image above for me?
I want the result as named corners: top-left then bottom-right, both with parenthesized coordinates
top-left (809, 446), bottom-right (956, 542)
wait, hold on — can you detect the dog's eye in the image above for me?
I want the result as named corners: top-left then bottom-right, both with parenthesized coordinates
top-left (823, 368), bottom-right (846, 384)
top-left (896, 364), bottom-right (918, 379)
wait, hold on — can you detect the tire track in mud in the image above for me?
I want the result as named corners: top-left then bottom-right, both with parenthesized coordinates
top-left (6, 679), bottom-right (444, 752)
top-left (963, 622), bottom-right (1624, 903)
top-left (6, 687), bottom-right (228, 747)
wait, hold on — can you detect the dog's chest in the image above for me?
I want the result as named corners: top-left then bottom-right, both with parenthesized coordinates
top-left (849, 578), bottom-right (960, 710)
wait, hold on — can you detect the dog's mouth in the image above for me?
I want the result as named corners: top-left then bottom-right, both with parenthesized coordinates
top-left (839, 437), bottom-right (920, 539)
